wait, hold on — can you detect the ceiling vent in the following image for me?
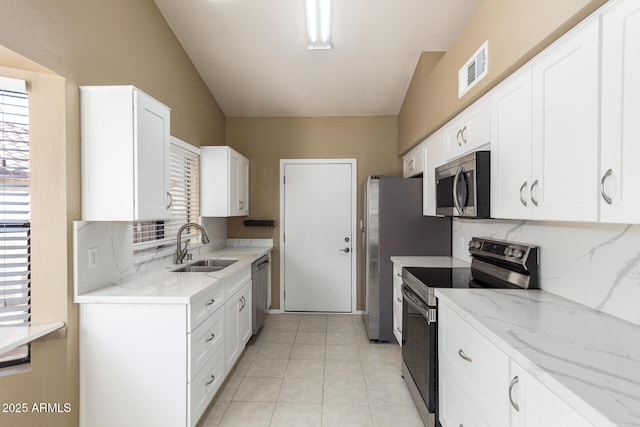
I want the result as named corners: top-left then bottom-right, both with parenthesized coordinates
top-left (458, 41), bottom-right (488, 98)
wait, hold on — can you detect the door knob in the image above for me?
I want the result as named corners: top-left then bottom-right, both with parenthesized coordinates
top-left (339, 247), bottom-right (350, 253)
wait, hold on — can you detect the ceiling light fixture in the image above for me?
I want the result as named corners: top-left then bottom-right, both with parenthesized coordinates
top-left (304, 0), bottom-right (332, 50)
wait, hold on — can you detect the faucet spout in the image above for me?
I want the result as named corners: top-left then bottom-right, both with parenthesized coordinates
top-left (175, 223), bottom-right (210, 264)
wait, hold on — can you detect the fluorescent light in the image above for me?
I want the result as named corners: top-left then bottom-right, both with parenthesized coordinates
top-left (304, 0), bottom-right (332, 50)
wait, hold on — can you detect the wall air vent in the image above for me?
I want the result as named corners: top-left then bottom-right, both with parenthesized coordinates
top-left (458, 41), bottom-right (488, 98)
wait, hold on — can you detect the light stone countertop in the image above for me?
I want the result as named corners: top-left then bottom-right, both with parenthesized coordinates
top-left (436, 288), bottom-right (640, 427)
top-left (75, 245), bottom-right (272, 304)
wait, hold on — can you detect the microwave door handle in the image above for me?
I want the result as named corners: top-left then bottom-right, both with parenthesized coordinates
top-left (452, 166), bottom-right (465, 216)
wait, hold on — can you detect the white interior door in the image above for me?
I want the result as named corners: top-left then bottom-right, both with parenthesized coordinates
top-left (281, 160), bottom-right (355, 312)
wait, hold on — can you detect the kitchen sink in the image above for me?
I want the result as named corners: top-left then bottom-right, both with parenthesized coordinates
top-left (171, 258), bottom-right (238, 273)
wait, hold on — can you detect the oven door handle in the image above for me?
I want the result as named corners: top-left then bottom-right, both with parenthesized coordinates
top-left (401, 284), bottom-right (429, 317)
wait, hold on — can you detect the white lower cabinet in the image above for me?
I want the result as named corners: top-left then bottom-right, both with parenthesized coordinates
top-left (80, 265), bottom-right (255, 427)
top-left (391, 261), bottom-right (403, 346)
top-left (508, 361), bottom-right (591, 427)
top-left (438, 302), bottom-right (590, 427)
top-left (225, 280), bottom-right (253, 374)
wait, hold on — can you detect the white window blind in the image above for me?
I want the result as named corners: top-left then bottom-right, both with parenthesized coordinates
top-left (133, 139), bottom-right (200, 253)
top-left (0, 77), bottom-right (30, 367)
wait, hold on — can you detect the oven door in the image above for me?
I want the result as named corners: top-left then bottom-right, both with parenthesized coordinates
top-left (401, 284), bottom-right (437, 417)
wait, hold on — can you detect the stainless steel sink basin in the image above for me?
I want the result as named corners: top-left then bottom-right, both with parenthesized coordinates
top-left (189, 259), bottom-right (238, 268)
top-left (171, 258), bottom-right (237, 273)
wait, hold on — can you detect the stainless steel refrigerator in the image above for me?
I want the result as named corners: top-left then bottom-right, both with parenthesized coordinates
top-left (363, 176), bottom-right (451, 342)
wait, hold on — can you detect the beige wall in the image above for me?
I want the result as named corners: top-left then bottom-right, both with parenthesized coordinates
top-left (0, 1), bottom-right (225, 426)
top-left (225, 117), bottom-right (400, 311)
top-left (398, 0), bottom-right (608, 154)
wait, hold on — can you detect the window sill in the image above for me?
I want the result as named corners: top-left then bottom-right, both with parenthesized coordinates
top-left (0, 322), bottom-right (65, 355)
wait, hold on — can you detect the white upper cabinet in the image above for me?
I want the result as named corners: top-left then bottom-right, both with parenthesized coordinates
top-left (491, 14), bottom-right (600, 222)
top-left (80, 86), bottom-right (171, 221)
top-left (423, 129), bottom-right (446, 216)
top-left (529, 15), bottom-right (600, 222)
top-left (201, 146), bottom-right (249, 217)
top-left (444, 95), bottom-right (491, 161)
top-left (402, 142), bottom-right (425, 177)
top-left (600, 0), bottom-right (640, 223)
top-left (491, 66), bottom-right (533, 220)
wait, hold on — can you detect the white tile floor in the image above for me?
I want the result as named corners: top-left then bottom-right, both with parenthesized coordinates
top-left (197, 313), bottom-right (425, 427)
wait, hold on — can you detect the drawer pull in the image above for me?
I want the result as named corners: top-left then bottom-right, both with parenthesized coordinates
top-left (396, 327), bottom-right (402, 333)
top-left (206, 298), bottom-right (215, 306)
top-left (458, 349), bottom-right (472, 362)
top-left (205, 374), bottom-right (215, 386)
top-left (396, 297), bottom-right (402, 302)
top-left (396, 272), bottom-right (402, 277)
top-left (509, 376), bottom-right (520, 412)
top-left (205, 333), bottom-right (216, 343)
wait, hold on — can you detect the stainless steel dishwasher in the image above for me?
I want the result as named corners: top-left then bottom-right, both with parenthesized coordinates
top-left (252, 254), bottom-right (270, 334)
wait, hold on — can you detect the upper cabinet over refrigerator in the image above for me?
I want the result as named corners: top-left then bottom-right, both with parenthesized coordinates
top-left (80, 86), bottom-right (171, 221)
top-left (201, 146), bottom-right (250, 217)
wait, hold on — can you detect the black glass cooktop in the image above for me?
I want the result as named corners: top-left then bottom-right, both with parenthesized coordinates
top-left (404, 266), bottom-right (521, 290)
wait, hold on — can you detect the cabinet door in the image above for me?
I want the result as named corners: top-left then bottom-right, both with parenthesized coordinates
top-left (392, 262), bottom-right (403, 346)
top-left (444, 97), bottom-right (490, 161)
top-left (135, 90), bottom-right (171, 220)
top-left (239, 283), bottom-right (253, 347)
top-left (403, 143), bottom-right (424, 178)
top-left (530, 15), bottom-right (600, 222)
top-left (228, 149), bottom-right (249, 216)
top-left (490, 66), bottom-right (533, 219)
top-left (224, 292), bottom-right (241, 374)
top-left (600, 0), bottom-right (640, 223)
top-left (423, 130), bottom-right (446, 216)
top-left (509, 361), bottom-right (591, 427)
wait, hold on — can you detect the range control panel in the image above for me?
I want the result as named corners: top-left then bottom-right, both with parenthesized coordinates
top-left (468, 236), bottom-right (538, 269)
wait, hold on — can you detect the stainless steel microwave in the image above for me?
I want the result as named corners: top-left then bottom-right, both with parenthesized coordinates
top-left (435, 150), bottom-right (490, 218)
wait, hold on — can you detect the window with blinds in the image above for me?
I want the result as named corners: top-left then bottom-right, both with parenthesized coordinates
top-left (0, 77), bottom-right (30, 368)
top-left (133, 140), bottom-right (200, 254)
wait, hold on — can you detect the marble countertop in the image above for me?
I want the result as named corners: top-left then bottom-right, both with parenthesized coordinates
top-left (75, 245), bottom-right (272, 304)
top-left (390, 255), bottom-right (470, 268)
top-left (436, 288), bottom-right (640, 426)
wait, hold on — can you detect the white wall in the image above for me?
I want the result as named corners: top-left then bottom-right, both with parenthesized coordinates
top-left (452, 218), bottom-right (640, 326)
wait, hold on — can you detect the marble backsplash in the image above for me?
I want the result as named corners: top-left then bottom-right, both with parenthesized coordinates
top-left (452, 218), bottom-right (640, 326)
top-left (74, 217), bottom-right (228, 296)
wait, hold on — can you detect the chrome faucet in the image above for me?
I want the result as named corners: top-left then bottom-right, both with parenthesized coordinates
top-left (175, 223), bottom-right (210, 264)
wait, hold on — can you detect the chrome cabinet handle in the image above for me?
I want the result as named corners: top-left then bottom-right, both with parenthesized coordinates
top-left (166, 191), bottom-right (173, 209)
top-left (458, 349), bottom-right (472, 362)
top-left (408, 158), bottom-right (415, 171)
top-left (239, 200), bottom-right (245, 211)
top-left (461, 126), bottom-right (467, 144)
top-left (205, 333), bottom-right (216, 342)
top-left (206, 298), bottom-right (215, 307)
top-left (205, 375), bottom-right (215, 386)
top-left (396, 327), bottom-right (402, 332)
top-left (456, 129), bottom-right (463, 147)
top-left (239, 296), bottom-right (245, 311)
top-left (509, 376), bottom-right (520, 412)
top-left (530, 179), bottom-right (539, 207)
top-left (339, 247), bottom-right (350, 253)
top-left (396, 297), bottom-right (402, 302)
top-left (519, 181), bottom-right (528, 207)
top-left (396, 272), bottom-right (402, 277)
top-left (601, 169), bottom-right (613, 205)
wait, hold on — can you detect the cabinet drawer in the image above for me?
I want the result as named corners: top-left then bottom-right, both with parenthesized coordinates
top-left (224, 266), bottom-right (252, 299)
top-left (188, 345), bottom-right (225, 427)
top-left (189, 284), bottom-right (224, 331)
top-left (439, 365), bottom-right (489, 427)
top-left (439, 303), bottom-right (510, 426)
top-left (189, 307), bottom-right (224, 381)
